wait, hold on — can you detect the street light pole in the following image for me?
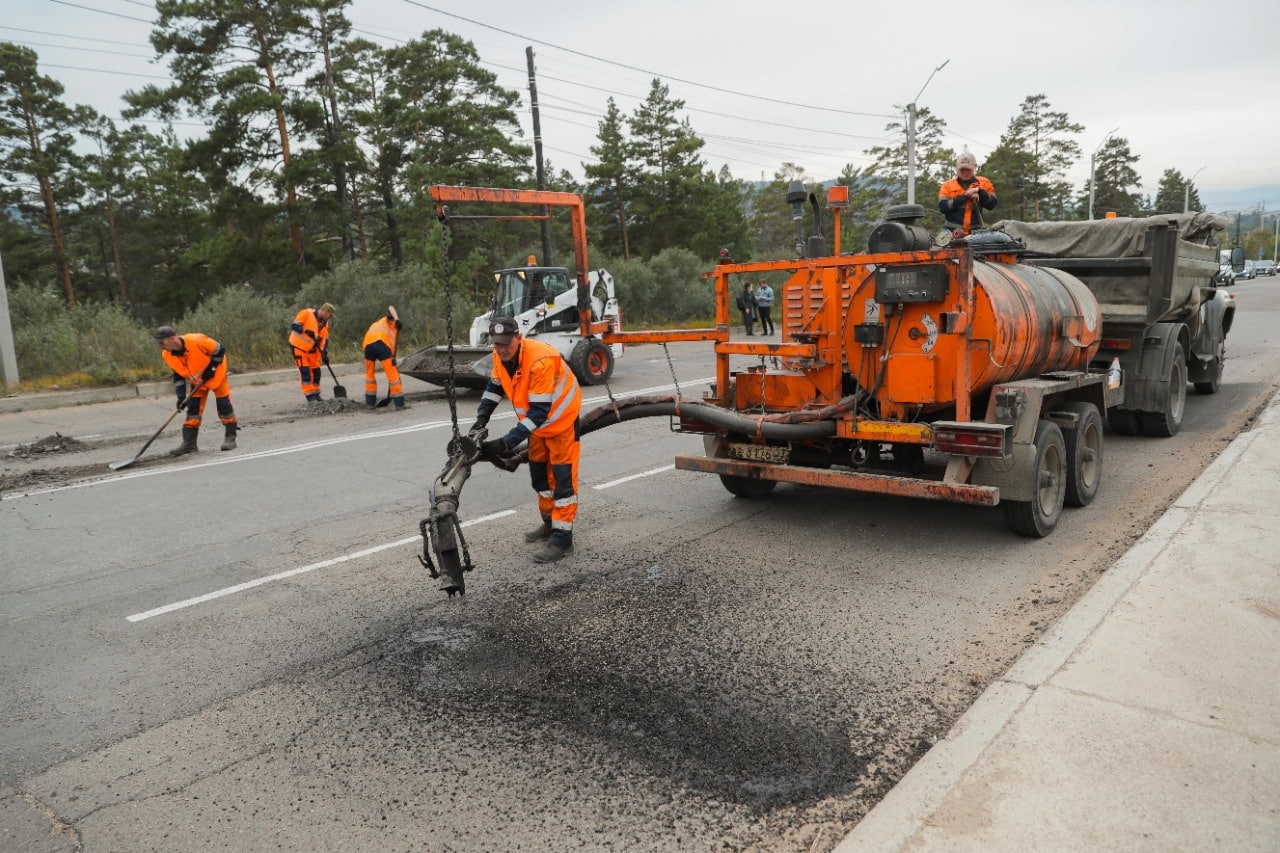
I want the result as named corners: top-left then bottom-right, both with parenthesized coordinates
top-left (1184, 166), bottom-right (1206, 214)
top-left (1087, 127), bottom-right (1119, 220)
top-left (905, 59), bottom-right (949, 205)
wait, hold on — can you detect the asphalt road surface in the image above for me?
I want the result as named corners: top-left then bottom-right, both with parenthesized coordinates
top-left (3, 280), bottom-right (1279, 851)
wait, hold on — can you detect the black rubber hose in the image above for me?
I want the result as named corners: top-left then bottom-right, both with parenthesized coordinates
top-left (579, 398), bottom-right (836, 440)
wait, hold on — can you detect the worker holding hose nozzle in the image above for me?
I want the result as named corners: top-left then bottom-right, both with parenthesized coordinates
top-left (470, 316), bottom-right (583, 563)
top-left (938, 150), bottom-right (998, 235)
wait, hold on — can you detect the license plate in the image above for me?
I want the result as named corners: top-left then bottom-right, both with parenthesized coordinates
top-left (727, 442), bottom-right (790, 463)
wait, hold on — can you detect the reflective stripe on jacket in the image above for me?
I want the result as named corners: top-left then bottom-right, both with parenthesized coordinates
top-left (289, 308), bottom-right (329, 353)
top-left (485, 338), bottom-right (581, 447)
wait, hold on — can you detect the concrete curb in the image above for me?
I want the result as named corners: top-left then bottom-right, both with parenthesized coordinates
top-left (0, 367), bottom-right (306, 414)
top-left (835, 390), bottom-right (1278, 851)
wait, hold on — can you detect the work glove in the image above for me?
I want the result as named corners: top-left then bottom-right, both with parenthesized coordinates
top-left (480, 437), bottom-right (507, 458)
top-left (322, 351), bottom-right (330, 366)
top-left (468, 419), bottom-right (488, 437)
top-left (176, 395), bottom-right (187, 410)
top-left (201, 365), bottom-right (216, 381)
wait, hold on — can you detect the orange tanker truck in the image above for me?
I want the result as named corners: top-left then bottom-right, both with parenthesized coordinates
top-left (418, 186), bottom-right (1235, 593)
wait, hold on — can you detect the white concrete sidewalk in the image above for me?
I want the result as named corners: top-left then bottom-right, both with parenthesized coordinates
top-left (839, 392), bottom-right (1280, 851)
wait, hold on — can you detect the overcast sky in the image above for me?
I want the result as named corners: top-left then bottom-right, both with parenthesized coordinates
top-left (9, 0), bottom-right (1280, 212)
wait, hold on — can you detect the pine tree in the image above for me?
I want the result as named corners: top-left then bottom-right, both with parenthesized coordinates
top-left (584, 98), bottom-right (633, 259)
top-left (0, 43), bottom-right (82, 305)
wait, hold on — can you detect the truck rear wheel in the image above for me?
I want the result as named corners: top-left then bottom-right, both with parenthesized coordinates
top-left (1001, 419), bottom-right (1066, 538)
top-left (1140, 342), bottom-right (1187, 437)
top-left (1107, 407), bottom-right (1140, 435)
top-left (1193, 339), bottom-right (1225, 395)
top-left (718, 474), bottom-right (777, 499)
top-left (570, 339), bottom-right (614, 385)
top-left (1060, 402), bottom-right (1102, 507)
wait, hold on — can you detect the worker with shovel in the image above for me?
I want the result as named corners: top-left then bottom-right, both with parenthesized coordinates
top-left (362, 305), bottom-right (405, 409)
top-left (288, 302), bottom-right (335, 402)
top-left (155, 326), bottom-right (238, 454)
top-left (471, 316), bottom-right (582, 563)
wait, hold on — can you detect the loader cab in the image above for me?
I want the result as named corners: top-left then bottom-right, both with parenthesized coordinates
top-left (493, 266), bottom-right (573, 318)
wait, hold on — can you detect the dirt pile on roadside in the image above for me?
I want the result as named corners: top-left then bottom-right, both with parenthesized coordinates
top-left (7, 433), bottom-right (90, 458)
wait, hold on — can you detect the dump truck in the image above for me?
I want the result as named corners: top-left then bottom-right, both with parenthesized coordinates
top-left (995, 213), bottom-right (1236, 437)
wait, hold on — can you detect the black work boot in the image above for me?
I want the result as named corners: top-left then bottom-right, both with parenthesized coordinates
top-left (220, 423), bottom-right (238, 451)
top-left (532, 534), bottom-right (573, 563)
top-left (524, 519), bottom-right (553, 542)
top-left (169, 426), bottom-right (198, 457)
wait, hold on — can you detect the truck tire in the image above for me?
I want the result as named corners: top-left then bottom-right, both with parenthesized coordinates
top-left (1193, 339), bottom-right (1225, 395)
top-left (1140, 341), bottom-right (1187, 437)
top-left (1107, 407), bottom-right (1140, 435)
top-left (1060, 402), bottom-right (1102, 507)
top-left (719, 474), bottom-right (777, 499)
top-left (570, 339), bottom-right (614, 385)
top-left (1001, 419), bottom-right (1066, 538)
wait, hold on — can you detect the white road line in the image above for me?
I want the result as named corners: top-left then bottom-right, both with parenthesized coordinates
top-left (3, 378), bottom-right (713, 501)
top-left (125, 509), bottom-right (516, 623)
top-left (593, 464), bottom-right (675, 490)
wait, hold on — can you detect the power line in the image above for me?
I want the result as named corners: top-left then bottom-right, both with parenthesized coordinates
top-left (0, 25), bottom-right (145, 46)
top-left (43, 62), bottom-right (169, 80)
top-left (46, 0), bottom-right (153, 25)
top-left (8, 38), bottom-right (153, 59)
top-left (399, 0), bottom-right (897, 120)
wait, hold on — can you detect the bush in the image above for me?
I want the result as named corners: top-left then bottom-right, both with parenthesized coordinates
top-left (291, 259), bottom-right (486, 358)
top-left (176, 285), bottom-right (293, 370)
top-left (7, 284), bottom-right (154, 385)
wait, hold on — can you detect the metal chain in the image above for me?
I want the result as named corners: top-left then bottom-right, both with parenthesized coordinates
top-left (439, 212), bottom-right (461, 440)
top-left (662, 342), bottom-right (682, 398)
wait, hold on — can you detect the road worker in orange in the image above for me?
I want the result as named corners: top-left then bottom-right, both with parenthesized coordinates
top-left (362, 305), bottom-right (404, 409)
top-left (938, 151), bottom-right (998, 235)
top-left (154, 325), bottom-right (238, 454)
top-left (288, 302), bottom-right (335, 401)
top-left (470, 316), bottom-right (583, 563)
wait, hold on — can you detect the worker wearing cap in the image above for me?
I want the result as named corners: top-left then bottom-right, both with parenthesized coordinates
top-left (470, 316), bottom-right (583, 563)
top-left (154, 326), bottom-right (238, 454)
top-left (938, 151), bottom-right (998, 235)
top-left (288, 302), bottom-right (335, 401)
top-left (362, 305), bottom-right (404, 409)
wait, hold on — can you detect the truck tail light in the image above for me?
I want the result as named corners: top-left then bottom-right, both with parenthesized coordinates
top-left (931, 422), bottom-right (1010, 458)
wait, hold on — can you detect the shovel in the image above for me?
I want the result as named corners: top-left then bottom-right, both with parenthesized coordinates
top-left (109, 377), bottom-right (207, 471)
top-left (324, 360), bottom-right (347, 399)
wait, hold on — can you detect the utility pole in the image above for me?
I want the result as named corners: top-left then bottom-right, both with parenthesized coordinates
top-left (526, 46), bottom-right (552, 265)
top-left (1184, 166), bottom-right (1205, 214)
top-left (905, 59), bottom-right (948, 205)
top-left (0, 251), bottom-right (18, 388)
top-left (1087, 128), bottom-right (1119, 220)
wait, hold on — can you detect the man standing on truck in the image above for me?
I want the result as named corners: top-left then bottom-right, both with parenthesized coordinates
top-left (470, 316), bottom-right (583, 563)
top-left (939, 151), bottom-right (998, 235)
top-left (288, 302), bottom-right (335, 402)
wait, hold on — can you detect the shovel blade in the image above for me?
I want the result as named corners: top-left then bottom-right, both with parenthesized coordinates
top-left (108, 457), bottom-right (138, 471)
top-left (333, 385), bottom-right (347, 398)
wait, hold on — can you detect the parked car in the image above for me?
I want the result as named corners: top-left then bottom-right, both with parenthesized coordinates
top-left (1238, 261), bottom-right (1257, 281)
top-left (1215, 264), bottom-right (1236, 285)
top-left (1255, 260), bottom-right (1276, 277)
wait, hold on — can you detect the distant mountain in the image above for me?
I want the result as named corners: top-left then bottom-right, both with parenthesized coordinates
top-left (1198, 185), bottom-right (1280, 215)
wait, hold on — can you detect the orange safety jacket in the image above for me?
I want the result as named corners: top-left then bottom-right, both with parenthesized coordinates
top-left (162, 333), bottom-right (225, 382)
top-left (479, 338), bottom-right (581, 447)
top-left (361, 316), bottom-right (398, 354)
top-left (938, 175), bottom-right (997, 233)
top-left (289, 308), bottom-right (329, 355)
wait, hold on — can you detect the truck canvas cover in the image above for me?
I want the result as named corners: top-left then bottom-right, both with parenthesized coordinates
top-left (991, 213), bottom-right (1228, 258)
